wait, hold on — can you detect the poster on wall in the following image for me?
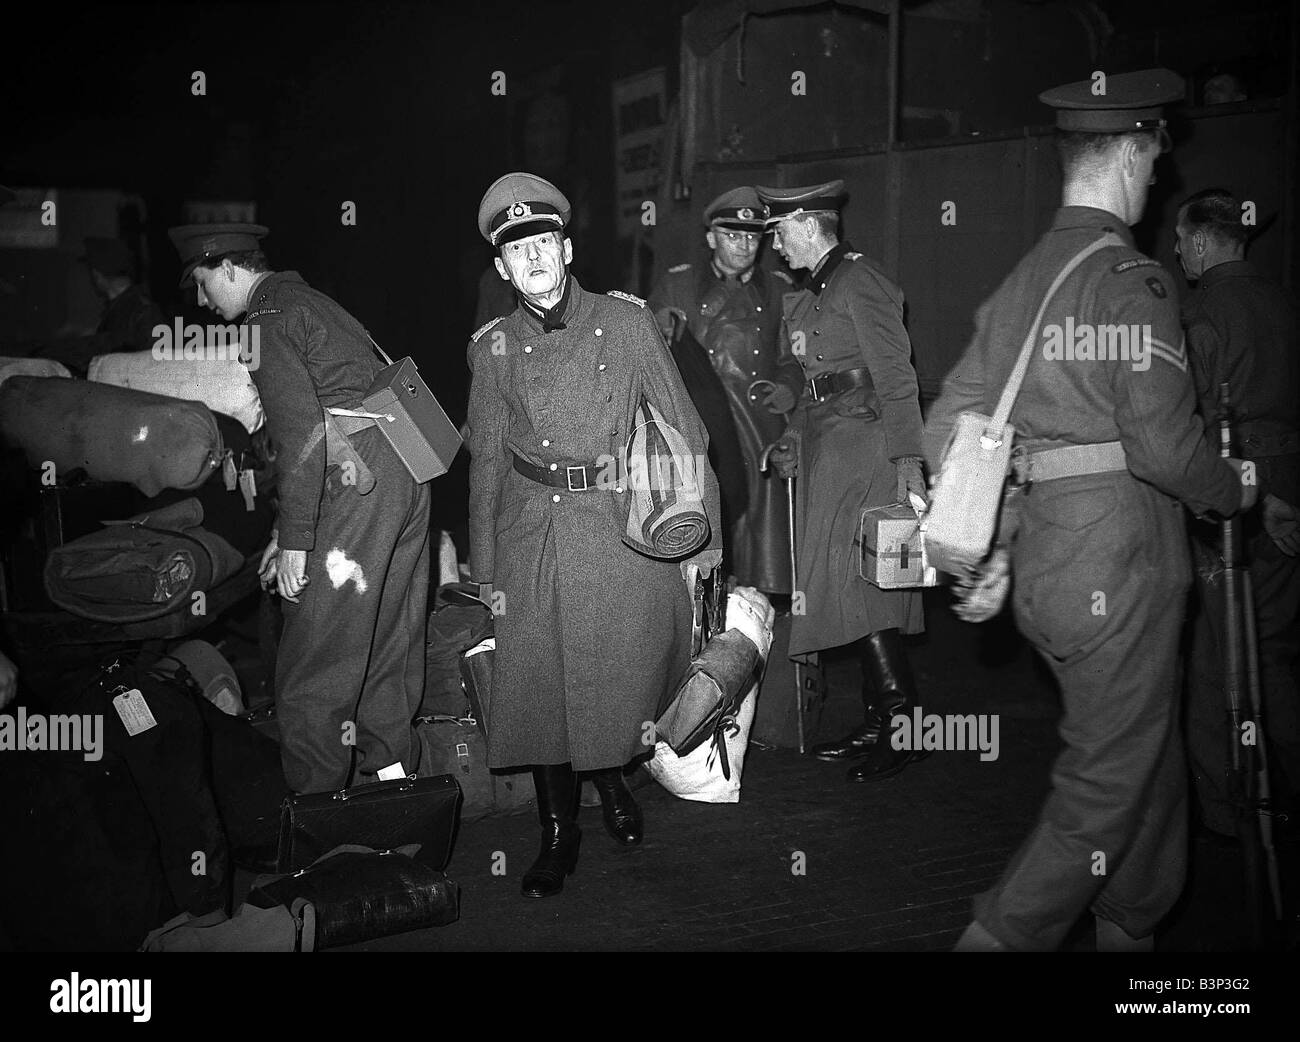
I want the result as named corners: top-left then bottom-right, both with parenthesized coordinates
top-left (612, 67), bottom-right (666, 241)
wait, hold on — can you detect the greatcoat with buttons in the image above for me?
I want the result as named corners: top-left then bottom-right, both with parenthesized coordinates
top-left (466, 277), bottom-right (722, 770)
top-left (650, 260), bottom-right (795, 592)
top-left (774, 242), bottom-right (926, 656)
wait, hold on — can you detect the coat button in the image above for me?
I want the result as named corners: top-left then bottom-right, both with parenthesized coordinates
top-left (595, 328), bottom-right (603, 336)
top-left (756, 305), bottom-right (762, 312)
top-left (524, 345), bottom-right (533, 353)
top-left (615, 486), bottom-right (624, 494)
top-left (552, 494), bottom-right (560, 503)
top-left (816, 353), bottom-right (824, 361)
top-left (598, 363), bottom-right (606, 371)
top-left (542, 439), bottom-right (550, 447)
top-left (813, 329), bottom-right (820, 335)
top-left (815, 304), bottom-right (821, 311)
top-left (549, 463), bottom-right (558, 471)
top-left (753, 349), bottom-right (759, 354)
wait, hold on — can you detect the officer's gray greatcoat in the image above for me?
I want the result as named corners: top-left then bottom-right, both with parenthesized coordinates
top-left (923, 207), bottom-right (1241, 950)
top-left (466, 279), bottom-right (722, 771)
top-left (650, 261), bottom-right (794, 592)
top-left (775, 243), bottom-right (926, 656)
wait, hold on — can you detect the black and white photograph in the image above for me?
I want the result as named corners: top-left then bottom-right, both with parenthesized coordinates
top-left (0, 0), bottom-right (1296, 1006)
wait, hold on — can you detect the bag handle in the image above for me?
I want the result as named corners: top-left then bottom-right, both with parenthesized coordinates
top-left (988, 233), bottom-right (1126, 435)
top-left (365, 332), bottom-right (395, 368)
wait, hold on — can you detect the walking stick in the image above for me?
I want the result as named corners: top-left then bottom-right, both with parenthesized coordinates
top-left (760, 434), bottom-right (807, 754)
top-left (1217, 383), bottom-right (1283, 938)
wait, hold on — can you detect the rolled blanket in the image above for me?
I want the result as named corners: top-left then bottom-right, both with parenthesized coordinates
top-left (622, 393), bottom-right (710, 558)
top-left (0, 376), bottom-right (221, 496)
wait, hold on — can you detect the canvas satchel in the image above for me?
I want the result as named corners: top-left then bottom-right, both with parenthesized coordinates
top-left (924, 233), bottom-right (1124, 574)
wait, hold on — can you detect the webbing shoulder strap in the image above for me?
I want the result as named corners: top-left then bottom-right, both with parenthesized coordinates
top-left (989, 232), bottom-right (1127, 432)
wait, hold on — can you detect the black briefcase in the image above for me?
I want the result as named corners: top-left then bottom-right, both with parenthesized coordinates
top-left (275, 774), bottom-right (462, 873)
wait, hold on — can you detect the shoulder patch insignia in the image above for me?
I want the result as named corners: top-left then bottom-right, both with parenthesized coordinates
top-left (1145, 276), bottom-right (1167, 299)
top-left (607, 290), bottom-right (646, 308)
top-left (246, 307), bottom-right (281, 321)
top-left (1111, 257), bottom-right (1162, 275)
top-left (668, 263), bottom-right (692, 273)
top-left (771, 270), bottom-right (794, 284)
top-left (471, 315), bottom-right (506, 343)
top-left (844, 252), bottom-right (863, 261)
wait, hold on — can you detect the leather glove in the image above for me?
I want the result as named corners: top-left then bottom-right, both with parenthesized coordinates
top-left (761, 383), bottom-right (797, 414)
top-left (1263, 493), bottom-right (1300, 556)
top-left (896, 456), bottom-right (927, 506)
top-left (766, 428), bottom-right (801, 480)
top-left (952, 546), bottom-right (1011, 624)
top-left (680, 548), bottom-right (724, 582)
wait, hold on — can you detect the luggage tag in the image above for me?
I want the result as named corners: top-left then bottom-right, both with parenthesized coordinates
top-left (239, 468), bottom-right (257, 511)
top-left (112, 687), bottom-right (158, 736)
top-left (222, 452), bottom-right (238, 491)
top-left (376, 762), bottom-right (407, 782)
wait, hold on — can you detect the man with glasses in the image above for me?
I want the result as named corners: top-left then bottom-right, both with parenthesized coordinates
top-left (649, 187), bottom-right (796, 594)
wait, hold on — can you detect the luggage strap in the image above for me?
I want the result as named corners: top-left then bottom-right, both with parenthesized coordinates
top-left (1012, 440), bottom-right (1127, 484)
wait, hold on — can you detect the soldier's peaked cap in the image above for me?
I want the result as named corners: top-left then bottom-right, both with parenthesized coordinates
top-left (704, 187), bottom-right (765, 230)
top-left (1039, 68), bottom-right (1184, 151)
top-left (755, 180), bottom-right (846, 226)
top-left (168, 222), bottom-right (269, 287)
top-left (478, 172), bottom-right (571, 247)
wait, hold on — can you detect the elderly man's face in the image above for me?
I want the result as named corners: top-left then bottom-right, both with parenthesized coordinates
top-left (770, 216), bottom-right (818, 271)
top-left (706, 227), bottom-right (760, 276)
top-left (495, 231), bottom-right (572, 301)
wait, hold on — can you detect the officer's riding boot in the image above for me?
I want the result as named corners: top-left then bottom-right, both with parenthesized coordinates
top-left (521, 762), bottom-right (581, 899)
top-left (810, 653), bottom-right (884, 762)
top-left (589, 766), bottom-right (644, 846)
top-left (847, 629), bottom-right (926, 783)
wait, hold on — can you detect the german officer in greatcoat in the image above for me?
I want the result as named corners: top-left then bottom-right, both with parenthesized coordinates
top-left (649, 187), bottom-right (794, 593)
top-left (466, 173), bottom-right (721, 899)
top-left (923, 71), bottom-right (1255, 951)
top-left (756, 181), bottom-right (928, 783)
top-left (169, 223), bottom-right (432, 797)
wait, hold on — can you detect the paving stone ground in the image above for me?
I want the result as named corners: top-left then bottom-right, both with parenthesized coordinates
top-left (330, 587), bottom-right (1297, 952)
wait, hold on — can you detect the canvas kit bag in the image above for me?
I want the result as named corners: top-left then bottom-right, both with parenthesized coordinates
top-left (923, 234), bottom-right (1124, 574)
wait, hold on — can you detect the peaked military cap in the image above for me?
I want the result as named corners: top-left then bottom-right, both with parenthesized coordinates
top-left (82, 237), bottom-right (134, 277)
top-left (755, 180), bottom-right (846, 226)
top-left (168, 222), bottom-right (269, 286)
top-left (1039, 68), bottom-right (1184, 151)
top-left (478, 172), bottom-right (571, 247)
top-left (703, 186), bottom-right (765, 230)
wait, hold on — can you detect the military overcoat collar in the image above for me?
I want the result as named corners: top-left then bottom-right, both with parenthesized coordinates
top-left (805, 241), bottom-right (854, 296)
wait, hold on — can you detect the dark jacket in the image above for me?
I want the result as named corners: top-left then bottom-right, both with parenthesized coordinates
top-left (244, 271), bottom-right (382, 551)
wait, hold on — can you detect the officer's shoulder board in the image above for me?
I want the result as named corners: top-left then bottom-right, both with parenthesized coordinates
top-left (471, 315), bottom-right (506, 343)
top-left (607, 290), bottom-right (646, 308)
top-left (844, 251), bottom-right (864, 261)
top-left (667, 263), bottom-right (692, 274)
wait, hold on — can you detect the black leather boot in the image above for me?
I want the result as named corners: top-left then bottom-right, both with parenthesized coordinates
top-left (589, 767), bottom-right (643, 846)
top-left (809, 630), bottom-right (896, 761)
top-left (521, 763), bottom-right (581, 898)
top-left (847, 629), bottom-right (926, 783)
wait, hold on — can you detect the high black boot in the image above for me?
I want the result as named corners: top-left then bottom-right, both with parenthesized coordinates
top-left (847, 629), bottom-right (926, 783)
top-left (809, 630), bottom-right (897, 762)
top-left (521, 762), bottom-right (581, 899)
top-left (589, 766), bottom-right (643, 846)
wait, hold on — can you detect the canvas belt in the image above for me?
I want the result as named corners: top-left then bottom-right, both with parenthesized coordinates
top-left (807, 367), bottom-right (871, 402)
top-left (512, 452), bottom-right (603, 492)
top-left (1238, 428), bottom-right (1300, 458)
top-left (1012, 440), bottom-right (1128, 484)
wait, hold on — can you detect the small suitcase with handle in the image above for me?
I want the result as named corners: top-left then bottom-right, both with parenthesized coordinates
top-left (276, 774), bottom-right (461, 873)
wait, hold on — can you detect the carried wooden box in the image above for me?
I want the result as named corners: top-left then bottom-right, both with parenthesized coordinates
top-left (363, 357), bottom-right (462, 483)
top-left (858, 502), bottom-right (937, 590)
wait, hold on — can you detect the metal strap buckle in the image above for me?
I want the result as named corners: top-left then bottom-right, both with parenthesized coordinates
top-left (566, 465), bottom-right (589, 492)
top-left (808, 373), bottom-right (832, 401)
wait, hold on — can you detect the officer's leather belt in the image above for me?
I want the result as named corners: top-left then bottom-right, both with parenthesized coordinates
top-left (1012, 440), bottom-right (1128, 484)
top-left (1239, 429), bottom-right (1300, 458)
top-left (512, 452), bottom-right (602, 492)
top-left (807, 367), bottom-right (871, 402)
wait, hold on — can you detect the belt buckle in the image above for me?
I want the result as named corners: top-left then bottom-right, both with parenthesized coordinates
top-left (566, 465), bottom-right (589, 492)
top-left (809, 373), bottom-right (830, 402)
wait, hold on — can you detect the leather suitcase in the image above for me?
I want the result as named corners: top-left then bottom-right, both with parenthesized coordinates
top-left (276, 774), bottom-right (462, 873)
top-left (362, 357), bottom-right (462, 483)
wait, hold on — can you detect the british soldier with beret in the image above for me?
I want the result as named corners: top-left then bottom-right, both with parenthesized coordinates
top-left (465, 172), bottom-right (722, 898)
